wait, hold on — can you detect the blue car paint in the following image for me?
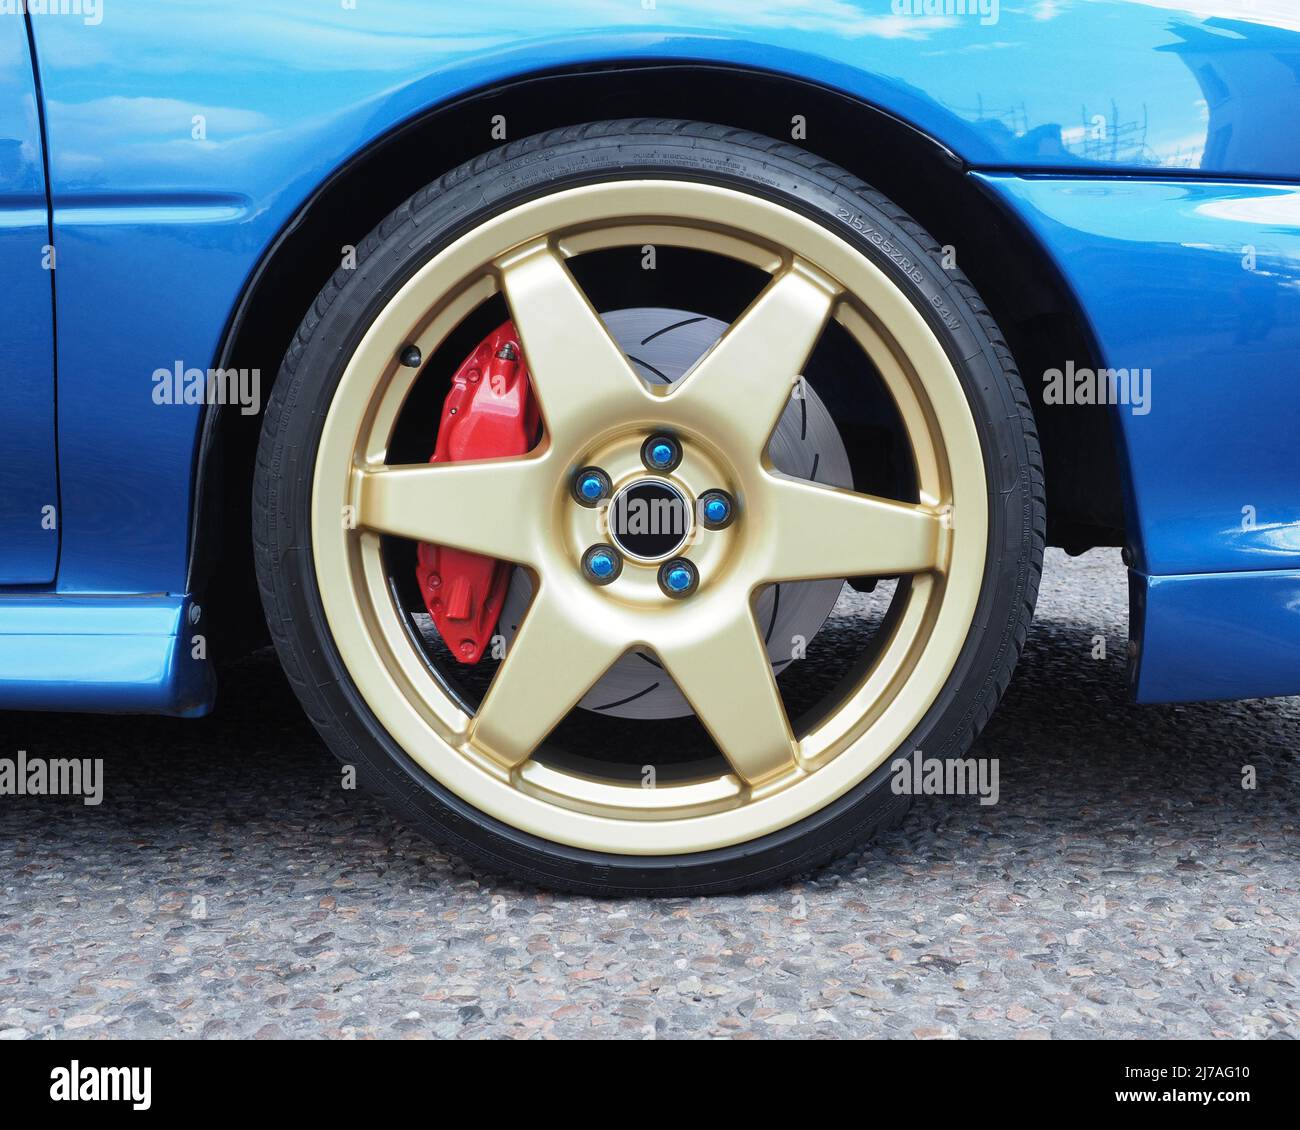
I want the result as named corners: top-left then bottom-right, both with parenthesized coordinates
top-left (980, 174), bottom-right (1300, 578)
top-left (0, 0), bottom-right (1297, 713)
top-left (0, 21), bottom-right (57, 584)
top-left (0, 594), bottom-right (212, 717)
top-left (1131, 569), bottom-right (1300, 704)
top-left (25, 0), bottom-right (1300, 599)
top-left (28, 2), bottom-right (1300, 188)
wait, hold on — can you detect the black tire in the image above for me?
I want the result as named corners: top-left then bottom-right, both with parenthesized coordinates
top-left (254, 119), bottom-right (1044, 896)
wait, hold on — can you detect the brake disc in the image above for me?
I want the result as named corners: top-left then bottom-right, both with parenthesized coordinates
top-left (498, 307), bottom-right (852, 720)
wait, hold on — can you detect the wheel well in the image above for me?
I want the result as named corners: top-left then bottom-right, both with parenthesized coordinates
top-left (198, 62), bottom-right (1125, 654)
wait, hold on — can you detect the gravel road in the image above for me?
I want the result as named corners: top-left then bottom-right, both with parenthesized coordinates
top-left (1, 548), bottom-right (1297, 1040)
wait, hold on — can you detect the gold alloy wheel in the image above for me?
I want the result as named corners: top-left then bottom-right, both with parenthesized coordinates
top-left (310, 180), bottom-right (987, 855)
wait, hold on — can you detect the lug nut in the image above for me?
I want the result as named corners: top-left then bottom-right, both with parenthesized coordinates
top-left (658, 557), bottom-right (698, 598)
top-left (641, 433), bottom-right (682, 473)
top-left (698, 489), bottom-right (735, 530)
top-left (582, 544), bottom-right (622, 585)
top-left (572, 466), bottom-right (612, 507)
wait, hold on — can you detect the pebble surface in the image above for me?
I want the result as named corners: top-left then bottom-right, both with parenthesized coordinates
top-left (1, 549), bottom-right (1297, 1040)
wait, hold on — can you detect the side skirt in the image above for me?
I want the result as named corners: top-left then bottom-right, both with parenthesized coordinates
top-left (0, 595), bottom-right (215, 716)
top-left (1130, 568), bottom-right (1300, 703)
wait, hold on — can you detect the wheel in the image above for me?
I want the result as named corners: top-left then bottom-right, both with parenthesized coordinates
top-left (254, 119), bottom-right (1044, 895)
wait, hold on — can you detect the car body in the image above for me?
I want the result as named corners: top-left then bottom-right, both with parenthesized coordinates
top-left (2, 5), bottom-right (1297, 726)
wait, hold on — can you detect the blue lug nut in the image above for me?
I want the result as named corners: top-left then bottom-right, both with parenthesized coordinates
top-left (572, 466), bottom-right (611, 507)
top-left (641, 433), bottom-right (681, 472)
top-left (658, 557), bottom-right (698, 598)
top-left (699, 489), bottom-right (735, 530)
top-left (582, 544), bottom-right (622, 585)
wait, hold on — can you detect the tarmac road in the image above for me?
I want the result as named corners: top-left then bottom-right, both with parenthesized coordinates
top-left (1, 548), bottom-right (1297, 1039)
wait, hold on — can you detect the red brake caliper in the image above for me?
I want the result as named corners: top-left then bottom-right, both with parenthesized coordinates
top-left (415, 321), bottom-right (538, 663)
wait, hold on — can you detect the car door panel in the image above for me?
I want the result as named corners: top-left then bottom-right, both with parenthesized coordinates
top-left (0, 21), bottom-right (57, 584)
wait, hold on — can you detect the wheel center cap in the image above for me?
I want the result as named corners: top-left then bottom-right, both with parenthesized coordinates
top-left (607, 479), bottom-right (692, 562)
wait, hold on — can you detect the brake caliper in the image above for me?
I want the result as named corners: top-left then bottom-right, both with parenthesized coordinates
top-left (415, 321), bottom-right (538, 663)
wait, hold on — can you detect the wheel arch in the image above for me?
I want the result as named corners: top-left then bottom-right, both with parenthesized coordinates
top-left (193, 61), bottom-right (1126, 653)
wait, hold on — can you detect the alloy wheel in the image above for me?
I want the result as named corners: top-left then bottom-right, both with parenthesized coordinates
top-left (308, 178), bottom-right (987, 855)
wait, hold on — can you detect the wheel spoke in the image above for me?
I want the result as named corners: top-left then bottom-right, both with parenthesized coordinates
top-left (669, 262), bottom-right (838, 451)
top-left (496, 242), bottom-right (648, 443)
top-left (656, 609), bottom-right (797, 786)
top-left (354, 459), bottom-right (544, 563)
top-left (469, 589), bottom-right (624, 768)
top-left (761, 475), bottom-right (945, 582)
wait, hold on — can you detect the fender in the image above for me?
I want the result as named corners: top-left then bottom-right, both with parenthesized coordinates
top-left (29, 2), bottom-right (1299, 594)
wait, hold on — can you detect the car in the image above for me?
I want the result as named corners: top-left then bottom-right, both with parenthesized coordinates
top-left (2, 1), bottom-right (1297, 895)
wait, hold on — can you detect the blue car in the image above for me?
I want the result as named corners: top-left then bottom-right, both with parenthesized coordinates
top-left (2, 1), bottom-right (1297, 893)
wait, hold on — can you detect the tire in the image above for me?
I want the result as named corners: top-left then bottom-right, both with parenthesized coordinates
top-left (254, 119), bottom-right (1044, 895)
